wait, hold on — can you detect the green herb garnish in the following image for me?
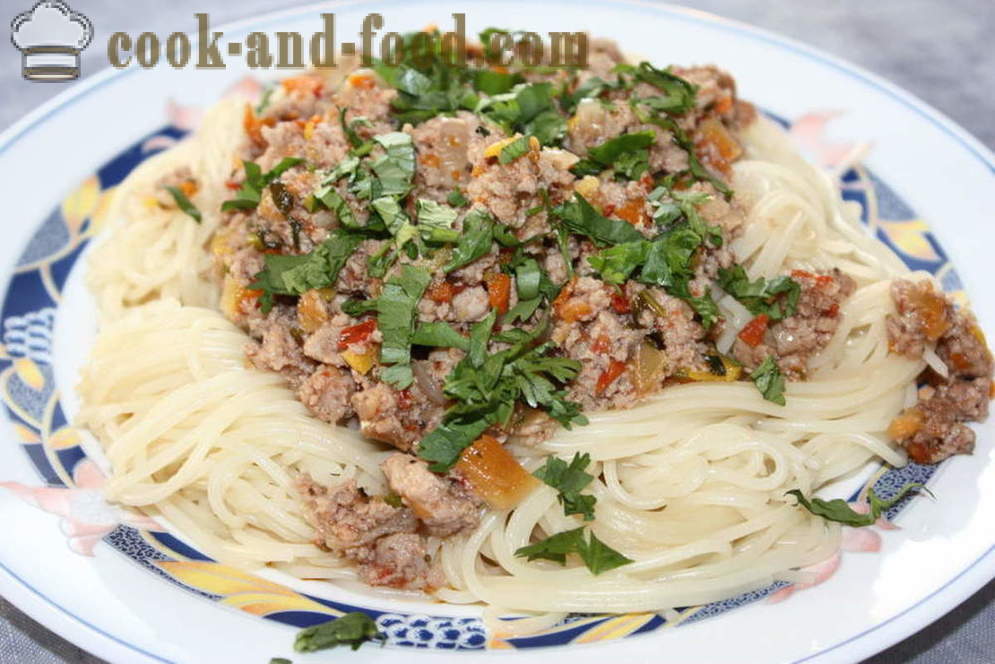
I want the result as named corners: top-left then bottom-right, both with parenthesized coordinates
top-left (370, 132), bottom-right (416, 197)
top-left (786, 483), bottom-right (932, 527)
top-left (164, 185), bottom-right (201, 223)
top-left (617, 61), bottom-right (697, 115)
top-left (250, 230), bottom-right (362, 312)
top-left (570, 130), bottom-right (655, 180)
top-left (376, 265), bottom-right (432, 389)
top-left (515, 527), bottom-right (632, 575)
top-left (293, 612), bottom-right (384, 653)
top-left (222, 157), bottom-right (303, 212)
top-left (533, 452), bottom-right (597, 520)
top-left (552, 193), bottom-right (644, 247)
top-left (417, 315), bottom-right (585, 471)
top-left (717, 265), bottom-right (801, 321)
top-left (443, 209), bottom-right (495, 273)
top-left (498, 135), bottom-right (531, 164)
top-left (411, 321), bottom-right (470, 350)
top-left (447, 187), bottom-right (469, 207)
top-left (415, 199), bottom-right (459, 243)
top-left (750, 356), bottom-right (786, 405)
top-left (479, 82), bottom-right (566, 145)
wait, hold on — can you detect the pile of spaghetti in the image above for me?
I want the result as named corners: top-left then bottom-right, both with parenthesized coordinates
top-left (78, 29), bottom-right (992, 630)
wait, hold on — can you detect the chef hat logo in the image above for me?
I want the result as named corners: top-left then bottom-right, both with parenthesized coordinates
top-left (10, 1), bottom-right (93, 81)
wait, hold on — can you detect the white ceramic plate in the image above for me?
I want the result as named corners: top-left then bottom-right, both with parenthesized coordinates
top-left (1, 2), bottom-right (993, 663)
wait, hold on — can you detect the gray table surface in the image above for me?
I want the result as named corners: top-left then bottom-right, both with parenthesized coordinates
top-left (1, 1), bottom-right (993, 662)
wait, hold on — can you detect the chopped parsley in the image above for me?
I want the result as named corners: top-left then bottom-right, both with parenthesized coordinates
top-left (222, 157), bottom-right (303, 212)
top-left (570, 130), bottom-right (655, 180)
top-left (642, 113), bottom-right (732, 199)
top-left (750, 356), bottom-right (786, 405)
top-left (717, 265), bottom-right (801, 321)
top-left (515, 526), bottom-right (632, 575)
top-left (533, 452), bottom-right (597, 520)
top-left (617, 61), bottom-right (698, 115)
top-left (250, 230), bottom-right (362, 312)
top-left (313, 187), bottom-right (359, 228)
top-left (293, 612), bottom-right (384, 653)
top-left (787, 483), bottom-right (932, 527)
top-left (339, 107), bottom-right (371, 151)
top-left (415, 199), bottom-right (459, 243)
top-left (164, 185), bottom-right (201, 223)
top-left (479, 82), bottom-right (566, 146)
top-left (376, 265), bottom-right (432, 389)
top-left (447, 187), bottom-right (470, 207)
top-left (411, 321), bottom-right (470, 350)
top-left (552, 193), bottom-right (644, 246)
top-left (369, 132), bottom-right (416, 197)
top-left (586, 216), bottom-right (722, 328)
top-left (417, 315), bottom-right (585, 472)
top-left (443, 209), bottom-right (495, 273)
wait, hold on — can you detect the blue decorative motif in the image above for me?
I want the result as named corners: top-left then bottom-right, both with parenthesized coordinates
top-left (377, 614), bottom-right (487, 649)
top-left (0, 121), bottom-right (970, 650)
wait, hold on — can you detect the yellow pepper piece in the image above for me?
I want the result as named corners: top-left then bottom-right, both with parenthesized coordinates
top-left (342, 348), bottom-right (376, 374)
top-left (574, 175), bottom-right (599, 200)
top-left (684, 357), bottom-right (742, 382)
top-left (483, 135), bottom-right (522, 159)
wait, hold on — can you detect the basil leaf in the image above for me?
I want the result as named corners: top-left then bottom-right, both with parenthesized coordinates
top-left (314, 187), bottom-right (359, 228)
top-left (366, 243), bottom-right (398, 279)
top-left (443, 209), bottom-right (494, 273)
top-left (624, 62), bottom-right (697, 115)
top-left (502, 296), bottom-right (541, 325)
top-left (786, 483), bottom-right (931, 528)
top-left (640, 227), bottom-right (699, 288)
top-left (342, 298), bottom-right (378, 316)
top-left (474, 69), bottom-right (523, 95)
top-left (514, 258), bottom-right (541, 300)
top-left (371, 132), bottom-right (416, 197)
top-left (417, 313), bottom-right (585, 472)
top-left (643, 114), bottom-right (732, 198)
top-left (222, 158), bottom-right (303, 212)
top-left (515, 526), bottom-right (585, 564)
top-left (338, 107), bottom-right (373, 151)
top-left (293, 612), bottom-right (384, 653)
top-left (570, 131), bottom-right (655, 179)
top-left (467, 310), bottom-right (496, 368)
top-left (377, 265), bottom-right (432, 388)
top-left (250, 230), bottom-right (362, 313)
top-left (553, 193), bottom-right (644, 247)
top-left (684, 291), bottom-right (721, 330)
top-left (560, 76), bottom-right (613, 114)
top-left (411, 322), bottom-right (470, 350)
top-left (750, 356), bottom-right (786, 405)
top-left (480, 83), bottom-right (565, 146)
top-left (164, 185), bottom-right (201, 223)
top-left (587, 241), bottom-right (649, 285)
top-left (415, 199), bottom-right (459, 243)
top-left (256, 84), bottom-right (275, 113)
top-left (266, 157), bottom-right (305, 182)
top-left (372, 197), bottom-right (417, 248)
top-left (447, 188), bottom-right (469, 207)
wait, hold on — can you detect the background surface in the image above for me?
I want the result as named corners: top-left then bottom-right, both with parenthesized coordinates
top-left (1, 1), bottom-right (993, 663)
